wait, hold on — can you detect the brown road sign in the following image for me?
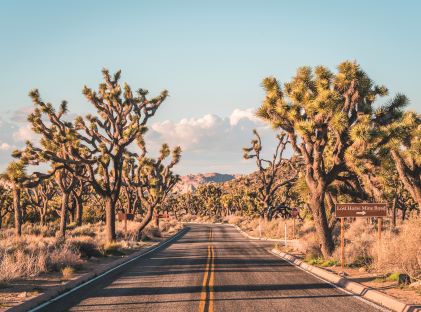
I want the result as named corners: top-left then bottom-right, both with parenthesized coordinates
top-left (336, 203), bottom-right (388, 218)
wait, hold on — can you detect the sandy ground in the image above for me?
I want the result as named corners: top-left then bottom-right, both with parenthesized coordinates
top-left (326, 266), bottom-right (421, 305)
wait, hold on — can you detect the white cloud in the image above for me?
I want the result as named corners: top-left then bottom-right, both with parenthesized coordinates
top-left (0, 142), bottom-right (11, 151)
top-left (145, 108), bottom-right (282, 174)
top-left (229, 108), bottom-right (259, 126)
top-left (13, 124), bottom-right (37, 142)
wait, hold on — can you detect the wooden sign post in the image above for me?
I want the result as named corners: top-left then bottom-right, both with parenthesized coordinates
top-left (340, 218), bottom-right (345, 271)
top-left (336, 203), bottom-right (387, 271)
top-left (291, 208), bottom-right (299, 239)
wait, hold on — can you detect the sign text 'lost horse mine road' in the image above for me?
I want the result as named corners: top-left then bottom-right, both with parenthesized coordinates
top-left (335, 203), bottom-right (388, 218)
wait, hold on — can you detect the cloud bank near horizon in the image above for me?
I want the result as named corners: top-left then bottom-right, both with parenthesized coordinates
top-left (0, 107), bottom-right (280, 175)
top-left (145, 108), bottom-right (280, 174)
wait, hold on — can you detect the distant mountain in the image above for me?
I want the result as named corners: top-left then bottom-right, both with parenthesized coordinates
top-left (175, 173), bottom-right (240, 193)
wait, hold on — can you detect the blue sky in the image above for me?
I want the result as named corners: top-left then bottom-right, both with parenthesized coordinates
top-left (0, 0), bottom-right (420, 174)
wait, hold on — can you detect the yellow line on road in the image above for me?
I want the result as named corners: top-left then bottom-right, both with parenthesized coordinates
top-left (199, 228), bottom-right (215, 312)
top-left (199, 245), bottom-right (211, 312)
top-left (208, 245), bottom-right (215, 312)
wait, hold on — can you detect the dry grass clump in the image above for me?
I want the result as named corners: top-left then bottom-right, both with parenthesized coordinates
top-left (180, 214), bottom-right (220, 224)
top-left (0, 237), bottom-right (82, 282)
top-left (115, 220), bottom-right (142, 241)
top-left (67, 236), bottom-right (102, 259)
top-left (0, 249), bottom-right (48, 281)
top-left (102, 242), bottom-right (125, 256)
top-left (335, 219), bottom-right (375, 267)
top-left (69, 224), bottom-right (97, 237)
top-left (61, 266), bottom-right (75, 280)
top-left (373, 218), bottom-right (421, 281)
top-left (298, 221), bottom-right (322, 258)
top-left (229, 217), bottom-right (298, 240)
top-left (159, 218), bottom-right (181, 234)
top-left (223, 215), bottom-right (243, 226)
top-left (0, 217), bottom-right (183, 283)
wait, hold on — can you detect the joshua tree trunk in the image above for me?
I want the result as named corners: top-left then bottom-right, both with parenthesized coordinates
top-left (59, 192), bottom-right (69, 237)
top-left (137, 203), bottom-right (154, 238)
top-left (12, 185), bottom-right (22, 237)
top-left (154, 211), bottom-right (159, 228)
top-left (75, 197), bottom-right (83, 226)
top-left (105, 196), bottom-right (116, 243)
top-left (391, 151), bottom-right (421, 208)
top-left (392, 196), bottom-right (397, 227)
top-left (40, 202), bottom-right (48, 225)
top-left (309, 190), bottom-right (334, 258)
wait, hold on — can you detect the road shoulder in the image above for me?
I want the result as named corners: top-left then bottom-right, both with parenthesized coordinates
top-left (8, 227), bottom-right (189, 312)
top-left (270, 248), bottom-right (421, 312)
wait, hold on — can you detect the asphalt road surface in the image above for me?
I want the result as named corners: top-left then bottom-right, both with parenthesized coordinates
top-left (34, 224), bottom-right (385, 312)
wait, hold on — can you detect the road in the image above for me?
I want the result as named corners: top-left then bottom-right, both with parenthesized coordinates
top-left (34, 224), bottom-right (384, 312)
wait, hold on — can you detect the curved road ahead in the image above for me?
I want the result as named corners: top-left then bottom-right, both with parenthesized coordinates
top-left (35, 224), bottom-right (384, 312)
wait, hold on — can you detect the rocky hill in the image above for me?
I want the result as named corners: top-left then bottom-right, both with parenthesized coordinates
top-left (175, 173), bottom-right (239, 193)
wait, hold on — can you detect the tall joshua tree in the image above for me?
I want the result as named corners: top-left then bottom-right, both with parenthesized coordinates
top-left (15, 94), bottom-right (77, 237)
top-left (243, 130), bottom-right (299, 220)
top-left (17, 69), bottom-right (168, 243)
top-left (256, 61), bottom-right (399, 257)
top-left (71, 70), bottom-right (168, 242)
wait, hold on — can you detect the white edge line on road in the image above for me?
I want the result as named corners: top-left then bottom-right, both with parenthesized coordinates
top-left (28, 227), bottom-right (188, 312)
top-left (268, 250), bottom-right (391, 312)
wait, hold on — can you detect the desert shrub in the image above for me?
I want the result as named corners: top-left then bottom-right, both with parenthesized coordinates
top-left (224, 215), bottom-right (243, 226)
top-left (387, 272), bottom-right (400, 281)
top-left (298, 221), bottom-right (322, 258)
top-left (102, 242), bottom-right (125, 256)
top-left (373, 218), bottom-right (421, 281)
top-left (22, 223), bottom-right (57, 237)
top-left (337, 219), bottom-right (375, 267)
top-left (0, 249), bottom-right (48, 282)
top-left (116, 220), bottom-right (141, 241)
top-left (69, 224), bottom-right (97, 238)
top-left (159, 218), bottom-right (181, 234)
top-left (305, 257), bottom-right (337, 267)
top-left (142, 226), bottom-right (161, 239)
top-left (67, 236), bottom-right (102, 259)
top-left (48, 245), bottom-right (83, 271)
top-left (61, 266), bottom-right (75, 280)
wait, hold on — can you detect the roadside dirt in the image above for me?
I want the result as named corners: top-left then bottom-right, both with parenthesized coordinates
top-left (326, 266), bottom-right (421, 305)
top-left (0, 241), bottom-right (157, 311)
top-left (274, 246), bottom-right (421, 306)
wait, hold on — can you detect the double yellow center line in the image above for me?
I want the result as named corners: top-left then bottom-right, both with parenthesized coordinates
top-left (199, 228), bottom-right (215, 312)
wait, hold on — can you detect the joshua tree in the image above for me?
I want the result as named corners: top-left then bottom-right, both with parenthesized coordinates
top-left (196, 184), bottom-right (223, 217)
top-left (25, 179), bottom-right (57, 225)
top-left (256, 61), bottom-right (402, 257)
top-left (0, 184), bottom-right (12, 229)
top-left (0, 161), bottom-right (27, 236)
top-left (243, 130), bottom-right (300, 220)
top-left (387, 112), bottom-right (420, 207)
top-left (127, 143), bottom-right (181, 236)
top-left (16, 69), bottom-right (168, 243)
top-left (71, 70), bottom-right (168, 242)
top-left (70, 176), bottom-right (89, 226)
top-left (15, 93), bottom-right (78, 237)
